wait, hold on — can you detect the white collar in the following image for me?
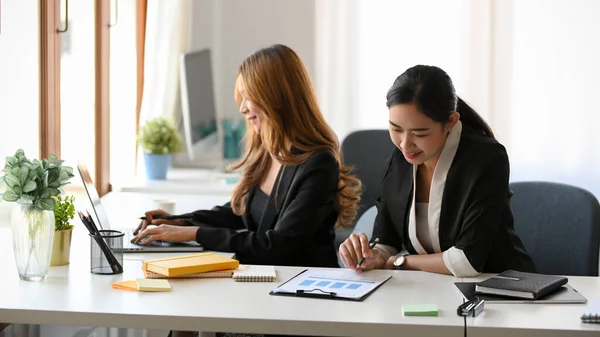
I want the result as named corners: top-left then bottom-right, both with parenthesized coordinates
top-left (408, 120), bottom-right (462, 254)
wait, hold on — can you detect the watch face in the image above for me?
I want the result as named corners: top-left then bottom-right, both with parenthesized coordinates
top-left (393, 255), bottom-right (405, 268)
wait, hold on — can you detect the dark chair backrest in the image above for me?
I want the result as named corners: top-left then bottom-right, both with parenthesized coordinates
top-left (341, 130), bottom-right (396, 222)
top-left (509, 181), bottom-right (600, 276)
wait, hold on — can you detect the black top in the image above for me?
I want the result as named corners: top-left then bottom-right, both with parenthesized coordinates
top-left (179, 150), bottom-right (340, 268)
top-left (250, 186), bottom-right (270, 229)
top-left (372, 127), bottom-right (536, 274)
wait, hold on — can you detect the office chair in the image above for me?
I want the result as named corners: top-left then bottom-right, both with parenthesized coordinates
top-left (341, 130), bottom-right (396, 220)
top-left (509, 181), bottom-right (600, 276)
top-left (352, 205), bottom-right (377, 239)
top-left (335, 130), bottom-right (396, 249)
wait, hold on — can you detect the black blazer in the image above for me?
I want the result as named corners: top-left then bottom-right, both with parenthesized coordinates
top-left (373, 127), bottom-right (536, 274)
top-left (181, 150), bottom-right (340, 268)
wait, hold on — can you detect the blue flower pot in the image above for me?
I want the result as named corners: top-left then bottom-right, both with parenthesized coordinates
top-left (144, 154), bottom-right (171, 180)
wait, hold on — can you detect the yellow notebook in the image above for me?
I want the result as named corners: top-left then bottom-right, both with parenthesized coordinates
top-left (143, 269), bottom-right (234, 279)
top-left (142, 252), bottom-right (239, 277)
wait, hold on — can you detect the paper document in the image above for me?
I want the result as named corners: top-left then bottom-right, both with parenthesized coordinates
top-left (271, 269), bottom-right (392, 300)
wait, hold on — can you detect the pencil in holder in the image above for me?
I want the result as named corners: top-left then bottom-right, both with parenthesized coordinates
top-left (90, 230), bottom-right (124, 275)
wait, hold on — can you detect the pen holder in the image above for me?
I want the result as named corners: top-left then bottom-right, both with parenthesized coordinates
top-left (90, 230), bottom-right (124, 275)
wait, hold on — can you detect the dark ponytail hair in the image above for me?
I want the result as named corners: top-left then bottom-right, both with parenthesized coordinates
top-left (386, 65), bottom-right (494, 139)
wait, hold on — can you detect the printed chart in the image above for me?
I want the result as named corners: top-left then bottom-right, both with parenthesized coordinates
top-left (271, 269), bottom-right (392, 300)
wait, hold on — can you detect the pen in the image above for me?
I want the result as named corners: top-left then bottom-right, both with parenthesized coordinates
top-left (357, 238), bottom-right (379, 268)
top-left (138, 215), bottom-right (192, 221)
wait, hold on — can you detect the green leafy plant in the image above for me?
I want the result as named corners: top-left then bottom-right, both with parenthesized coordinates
top-left (54, 195), bottom-right (75, 231)
top-left (0, 149), bottom-right (74, 211)
top-left (138, 117), bottom-right (183, 154)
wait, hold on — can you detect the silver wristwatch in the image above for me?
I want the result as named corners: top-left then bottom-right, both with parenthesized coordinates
top-left (393, 253), bottom-right (409, 270)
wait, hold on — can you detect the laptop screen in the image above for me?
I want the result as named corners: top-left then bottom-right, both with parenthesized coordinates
top-left (78, 163), bottom-right (111, 231)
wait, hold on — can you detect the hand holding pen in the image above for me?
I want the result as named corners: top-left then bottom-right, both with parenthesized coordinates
top-left (339, 233), bottom-right (385, 273)
top-left (133, 209), bottom-right (191, 235)
top-left (138, 215), bottom-right (182, 221)
top-left (357, 238), bottom-right (379, 268)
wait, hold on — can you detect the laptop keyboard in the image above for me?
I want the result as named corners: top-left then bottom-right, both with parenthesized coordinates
top-left (117, 228), bottom-right (133, 241)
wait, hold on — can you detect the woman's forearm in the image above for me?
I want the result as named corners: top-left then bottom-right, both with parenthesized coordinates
top-left (403, 253), bottom-right (452, 275)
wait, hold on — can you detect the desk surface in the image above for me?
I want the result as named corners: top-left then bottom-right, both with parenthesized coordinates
top-left (113, 168), bottom-right (239, 196)
top-left (1, 224), bottom-right (600, 337)
top-left (1, 191), bottom-right (600, 336)
top-left (0, 227), bottom-right (467, 337)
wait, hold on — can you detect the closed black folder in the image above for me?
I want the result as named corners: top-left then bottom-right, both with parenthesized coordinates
top-left (475, 270), bottom-right (568, 299)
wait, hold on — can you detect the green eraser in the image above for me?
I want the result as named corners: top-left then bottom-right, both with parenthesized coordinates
top-left (402, 304), bottom-right (438, 316)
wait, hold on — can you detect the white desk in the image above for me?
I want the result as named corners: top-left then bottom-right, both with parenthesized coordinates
top-left (2, 191), bottom-right (600, 336)
top-left (112, 169), bottom-right (239, 196)
top-left (0, 225), bottom-right (468, 337)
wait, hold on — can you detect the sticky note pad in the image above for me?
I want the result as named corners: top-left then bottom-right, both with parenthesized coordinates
top-left (136, 278), bottom-right (172, 292)
top-left (402, 304), bottom-right (438, 316)
top-left (112, 280), bottom-right (139, 291)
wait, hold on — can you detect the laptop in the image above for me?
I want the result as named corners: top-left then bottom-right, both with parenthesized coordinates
top-left (454, 282), bottom-right (587, 304)
top-left (77, 163), bottom-right (204, 253)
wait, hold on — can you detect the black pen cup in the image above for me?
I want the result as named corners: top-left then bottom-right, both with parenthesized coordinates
top-left (90, 230), bottom-right (124, 275)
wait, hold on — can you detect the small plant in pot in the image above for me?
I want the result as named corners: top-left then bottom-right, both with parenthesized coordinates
top-left (138, 117), bottom-right (183, 180)
top-left (50, 195), bottom-right (75, 266)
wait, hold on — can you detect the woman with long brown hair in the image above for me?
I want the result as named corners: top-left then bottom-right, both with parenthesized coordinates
top-left (134, 44), bottom-right (360, 270)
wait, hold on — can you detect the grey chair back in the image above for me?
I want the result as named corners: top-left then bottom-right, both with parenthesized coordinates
top-left (335, 130), bottom-right (395, 250)
top-left (509, 181), bottom-right (600, 276)
top-left (352, 205), bottom-right (377, 238)
top-left (341, 130), bottom-right (396, 221)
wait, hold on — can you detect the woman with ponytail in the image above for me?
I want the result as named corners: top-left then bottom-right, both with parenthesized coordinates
top-left (340, 65), bottom-right (535, 277)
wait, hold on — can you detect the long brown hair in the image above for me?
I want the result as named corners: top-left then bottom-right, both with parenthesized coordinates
top-left (230, 44), bottom-right (360, 227)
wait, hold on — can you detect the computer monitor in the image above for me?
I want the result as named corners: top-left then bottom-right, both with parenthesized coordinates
top-left (174, 48), bottom-right (222, 168)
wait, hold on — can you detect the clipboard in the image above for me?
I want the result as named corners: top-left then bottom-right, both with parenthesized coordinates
top-left (269, 269), bottom-right (392, 302)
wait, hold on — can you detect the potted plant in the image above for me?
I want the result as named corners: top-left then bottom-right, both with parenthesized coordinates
top-left (0, 149), bottom-right (74, 281)
top-left (50, 195), bottom-right (75, 266)
top-left (138, 117), bottom-right (183, 180)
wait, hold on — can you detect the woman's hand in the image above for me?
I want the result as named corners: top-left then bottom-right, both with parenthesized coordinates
top-left (133, 209), bottom-right (188, 236)
top-left (384, 255), bottom-right (398, 269)
top-left (131, 224), bottom-right (199, 245)
top-left (339, 233), bottom-right (386, 273)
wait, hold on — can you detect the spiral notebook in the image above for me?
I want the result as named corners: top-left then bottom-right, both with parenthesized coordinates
top-left (581, 300), bottom-right (600, 323)
top-left (233, 265), bottom-right (277, 282)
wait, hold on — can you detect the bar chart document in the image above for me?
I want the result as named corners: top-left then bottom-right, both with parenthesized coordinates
top-left (271, 269), bottom-right (392, 301)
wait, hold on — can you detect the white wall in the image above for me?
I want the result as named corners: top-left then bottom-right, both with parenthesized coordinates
top-left (500, 0), bottom-right (600, 197)
top-left (0, 0), bottom-right (40, 162)
top-left (0, 0), bottom-right (40, 226)
top-left (189, 0), bottom-right (316, 120)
